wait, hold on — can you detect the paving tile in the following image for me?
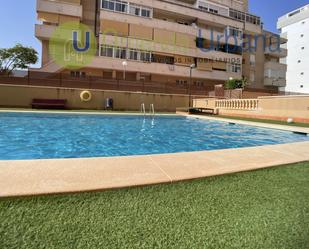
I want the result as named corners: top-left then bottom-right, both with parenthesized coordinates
top-left (0, 156), bottom-right (170, 197)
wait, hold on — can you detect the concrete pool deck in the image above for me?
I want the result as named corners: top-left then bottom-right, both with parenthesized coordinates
top-left (0, 110), bottom-right (308, 198)
top-left (1, 141), bottom-right (309, 198)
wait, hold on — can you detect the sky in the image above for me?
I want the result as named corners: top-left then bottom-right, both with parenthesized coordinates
top-left (0, 0), bottom-right (308, 68)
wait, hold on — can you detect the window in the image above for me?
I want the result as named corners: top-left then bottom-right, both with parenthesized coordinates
top-left (208, 8), bottom-right (218, 14)
top-left (250, 54), bottom-right (256, 65)
top-left (298, 60), bottom-right (301, 63)
top-left (228, 27), bottom-right (242, 38)
top-left (301, 72), bottom-right (304, 75)
top-left (129, 5), bottom-right (140, 16)
top-left (141, 8), bottom-right (151, 18)
top-left (198, 1), bottom-right (229, 16)
top-left (102, 0), bottom-right (115, 11)
top-left (250, 72), bottom-right (255, 83)
top-left (140, 51), bottom-right (151, 62)
top-left (103, 1), bottom-right (152, 18)
top-left (288, 9), bottom-right (300, 17)
top-left (229, 9), bottom-right (260, 25)
top-left (115, 1), bottom-right (127, 12)
top-left (129, 49), bottom-right (139, 60)
top-left (300, 85), bottom-right (304, 88)
top-left (100, 45), bottom-right (152, 63)
top-left (228, 64), bottom-right (241, 73)
top-left (100, 45), bottom-right (114, 57)
top-left (102, 0), bottom-right (128, 13)
top-left (114, 47), bottom-right (127, 59)
top-left (70, 71), bottom-right (86, 78)
top-left (301, 47), bottom-right (305, 50)
top-left (194, 81), bottom-right (204, 87)
top-left (301, 34), bottom-right (304, 37)
top-left (176, 80), bottom-right (188, 86)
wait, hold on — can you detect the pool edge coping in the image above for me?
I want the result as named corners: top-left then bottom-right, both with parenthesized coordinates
top-left (1, 141), bottom-right (309, 198)
top-left (181, 113), bottom-right (309, 135)
top-left (0, 109), bottom-right (176, 116)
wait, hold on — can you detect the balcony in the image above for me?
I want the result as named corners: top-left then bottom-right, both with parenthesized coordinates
top-left (100, 10), bottom-right (243, 46)
top-left (88, 56), bottom-right (241, 81)
top-left (264, 61), bottom-right (287, 87)
top-left (264, 77), bottom-right (286, 87)
top-left (100, 12), bottom-right (243, 46)
top-left (100, 34), bottom-right (242, 62)
top-left (35, 23), bottom-right (88, 42)
top-left (37, 0), bottom-right (82, 18)
top-left (264, 61), bottom-right (287, 71)
top-left (35, 24), bottom-right (56, 40)
top-left (121, 0), bottom-right (244, 29)
top-left (264, 47), bottom-right (287, 58)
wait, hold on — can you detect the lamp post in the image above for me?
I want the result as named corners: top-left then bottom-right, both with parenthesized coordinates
top-left (122, 60), bottom-right (128, 80)
top-left (189, 64), bottom-right (196, 109)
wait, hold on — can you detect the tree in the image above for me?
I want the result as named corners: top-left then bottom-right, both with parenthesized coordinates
top-left (225, 77), bottom-right (248, 90)
top-left (0, 44), bottom-right (38, 75)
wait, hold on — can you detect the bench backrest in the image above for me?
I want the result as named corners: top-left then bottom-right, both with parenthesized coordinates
top-left (32, 99), bottom-right (67, 104)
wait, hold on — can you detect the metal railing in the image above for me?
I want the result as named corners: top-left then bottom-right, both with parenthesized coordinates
top-left (0, 71), bottom-right (211, 96)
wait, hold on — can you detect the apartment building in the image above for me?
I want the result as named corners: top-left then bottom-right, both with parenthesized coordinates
top-left (278, 4), bottom-right (309, 94)
top-left (35, 0), bottom-right (287, 94)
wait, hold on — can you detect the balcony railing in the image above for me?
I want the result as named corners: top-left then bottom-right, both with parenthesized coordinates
top-left (37, 0), bottom-right (82, 17)
top-left (215, 99), bottom-right (259, 110)
top-left (0, 72), bottom-right (211, 96)
top-left (264, 77), bottom-right (286, 87)
top-left (101, 0), bottom-right (261, 28)
top-left (264, 61), bottom-right (287, 71)
top-left (264, 47), bottom-right (287, 58)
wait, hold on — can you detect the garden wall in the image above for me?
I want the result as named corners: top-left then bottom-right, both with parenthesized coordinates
top-left (0, 84), bottom-right (190, 112)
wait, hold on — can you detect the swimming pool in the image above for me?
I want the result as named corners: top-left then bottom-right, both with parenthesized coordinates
top-left (0, 112), bottom-right (308, 160)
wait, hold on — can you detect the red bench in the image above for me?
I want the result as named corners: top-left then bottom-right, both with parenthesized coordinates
top-left (32, 99), bottom-right (67, 109)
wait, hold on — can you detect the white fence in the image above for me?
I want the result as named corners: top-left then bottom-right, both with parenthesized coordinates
top-left (215, 99), bottom-right (259, 110)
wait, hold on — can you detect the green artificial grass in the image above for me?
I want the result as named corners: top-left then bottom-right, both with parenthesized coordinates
top-left (216, 115), bottom-right (309, 128)
top-left (1, 162), bottom-right (308, 249)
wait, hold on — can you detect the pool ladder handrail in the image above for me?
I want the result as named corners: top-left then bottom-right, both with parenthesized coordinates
top-left (150, 104), bottom-right (155, 116)
top-left (141, 103), bottom-right (146, 115)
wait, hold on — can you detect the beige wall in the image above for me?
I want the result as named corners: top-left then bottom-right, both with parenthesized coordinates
top-left (0, 85), bottom-right (190, 112)
top-left (257, 96), bottom-right (309, 120)
top-left (193, 96), bottom-right (309, 122)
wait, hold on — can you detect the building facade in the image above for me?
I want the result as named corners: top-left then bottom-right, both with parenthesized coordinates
top-left (35, 0), bottom-right (287, 94)
top-left (278, 4), bottom-right (309, 94)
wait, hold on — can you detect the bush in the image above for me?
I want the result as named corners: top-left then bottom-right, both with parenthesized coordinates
top-left (225, 78), bottom-right (248, 89)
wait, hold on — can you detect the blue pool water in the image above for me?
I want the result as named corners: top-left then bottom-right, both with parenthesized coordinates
top-left (0, 112), bottom-right (308, 160)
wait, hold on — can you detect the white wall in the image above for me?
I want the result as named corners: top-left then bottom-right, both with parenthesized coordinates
top-left (280, 9), bottom-right (309, 94)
